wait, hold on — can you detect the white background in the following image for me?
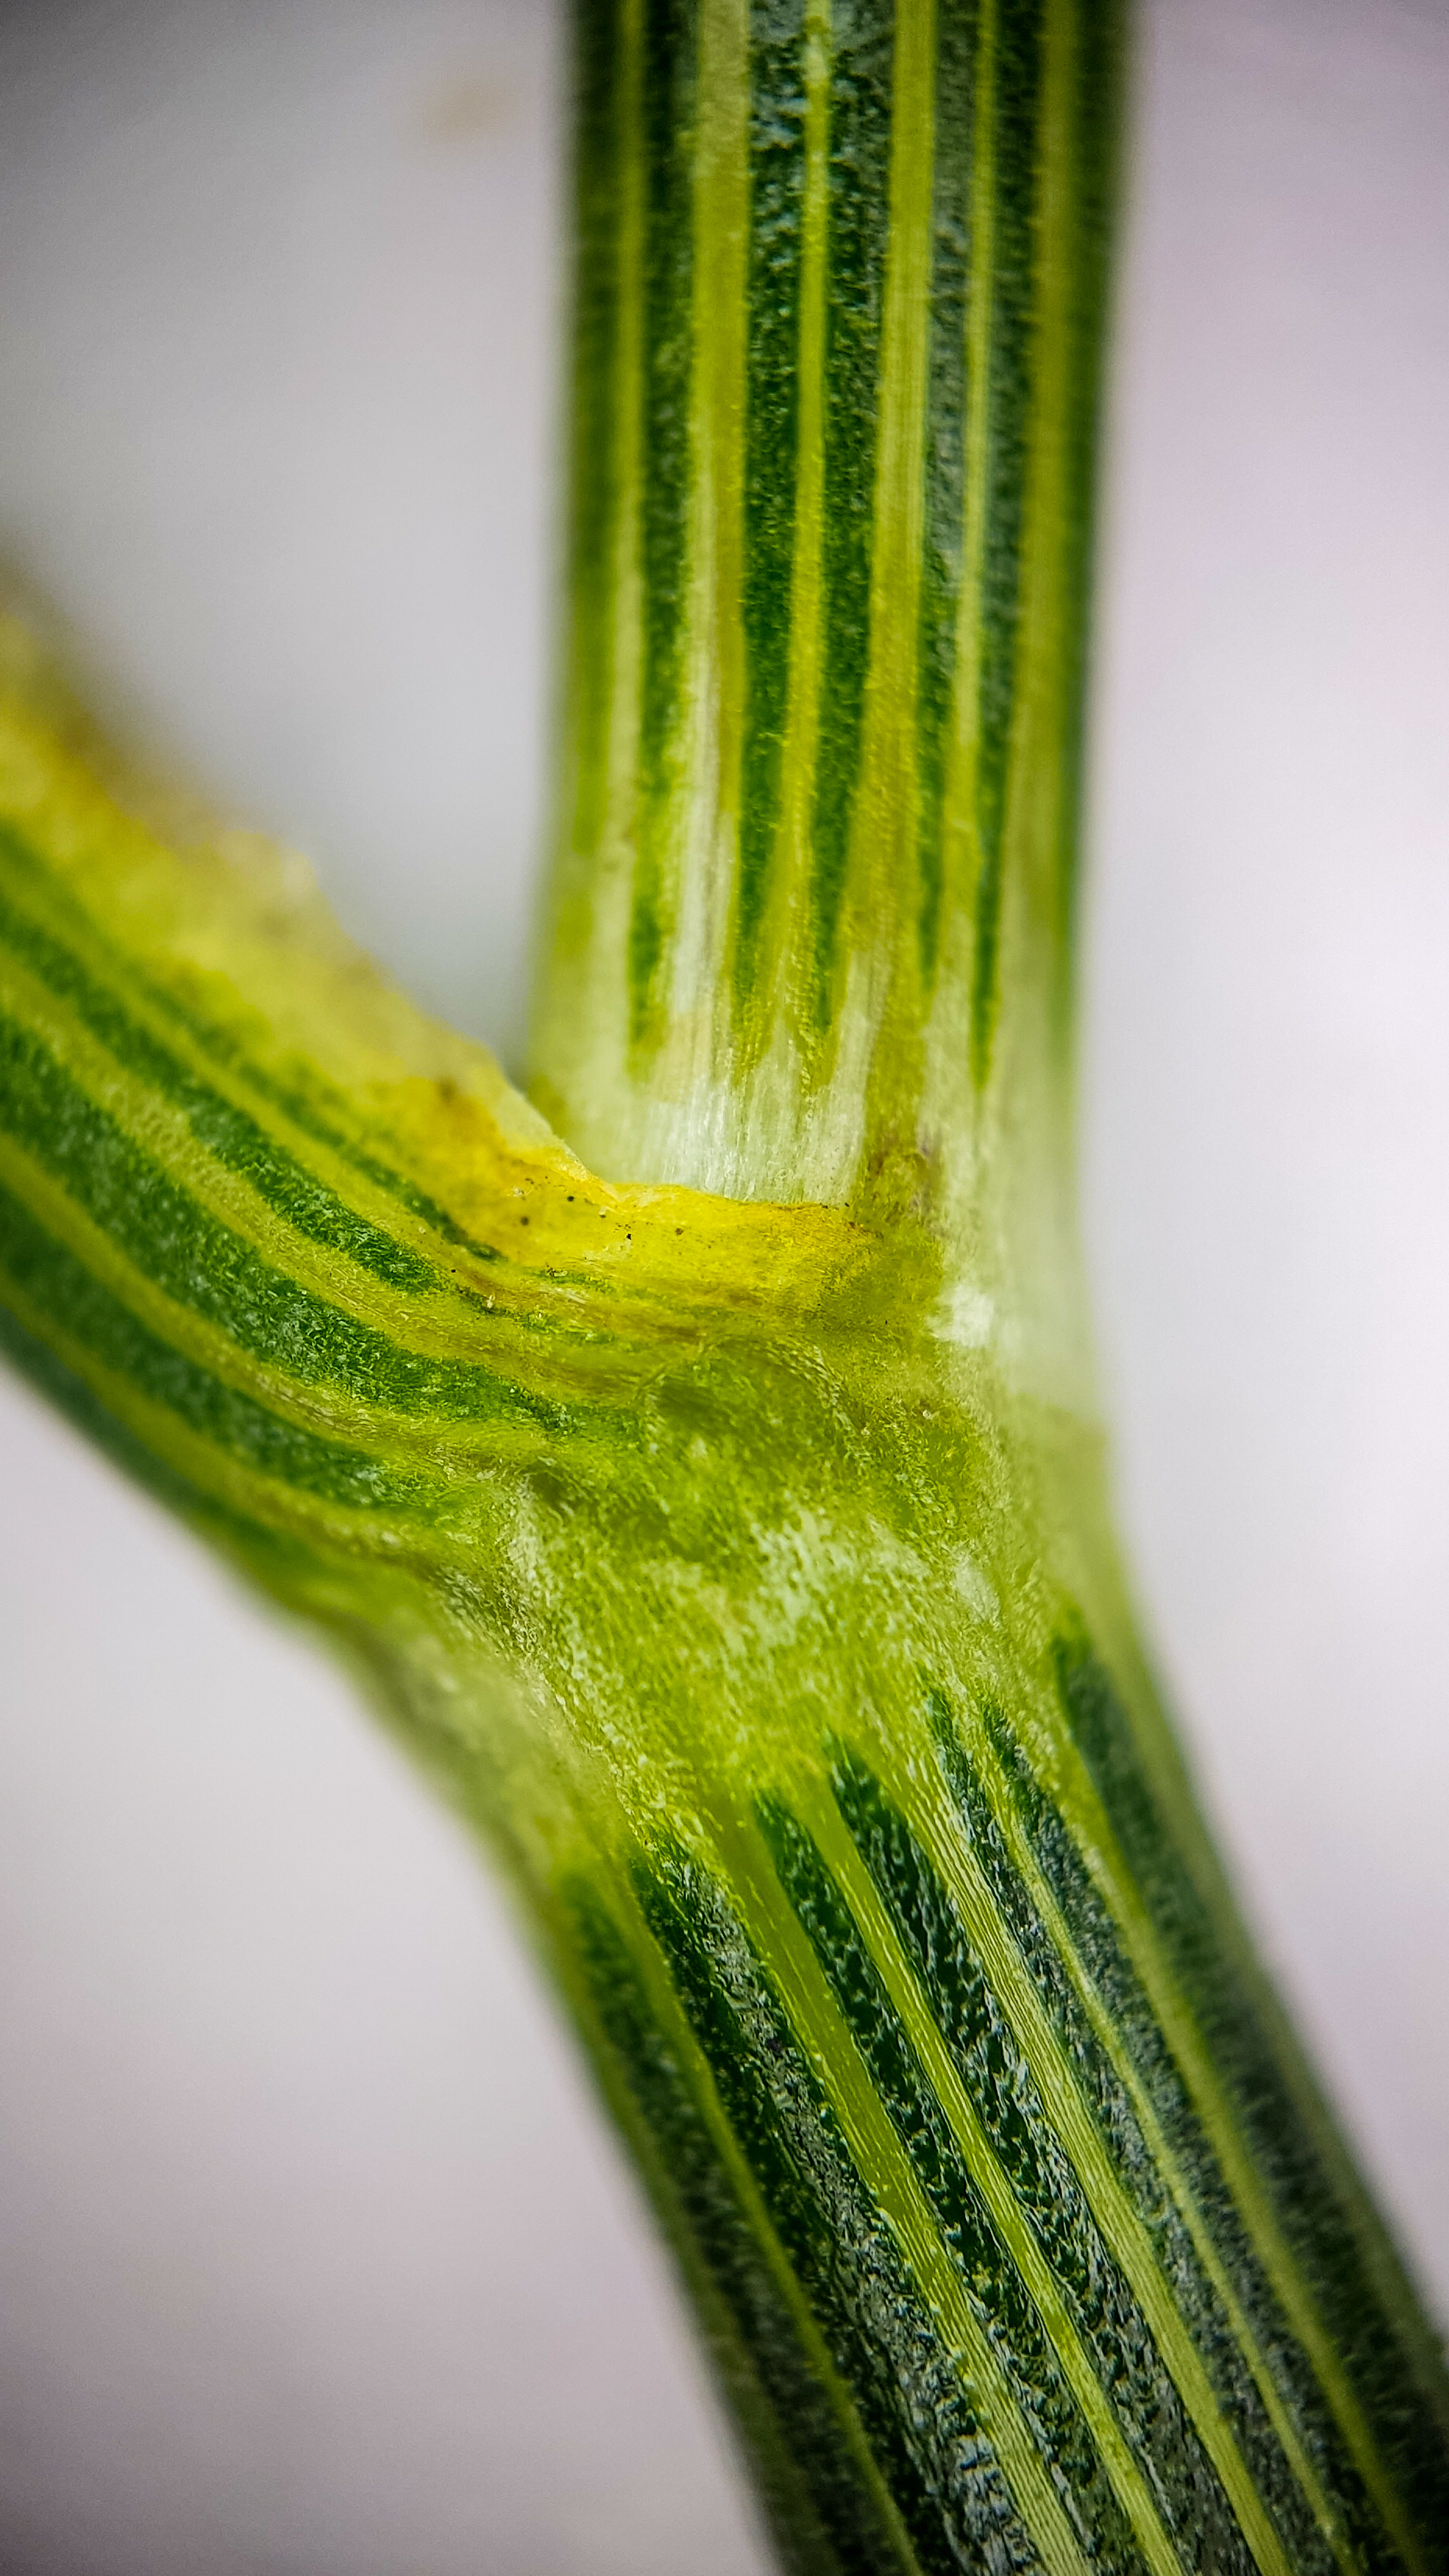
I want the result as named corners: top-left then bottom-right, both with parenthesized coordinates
top-left (0, 2), bottom-right (1445, 2568)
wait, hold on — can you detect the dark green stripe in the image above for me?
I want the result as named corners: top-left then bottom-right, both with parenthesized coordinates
top-left (735, 0), bottom-right (809, 1015)
top-left (1046, 0), bottom-right (1121, 1006)
top-left (566, 1876), bottom-right (909, 2576)
top-left (630, 0), bottom-right (698, 1039)
top-left (921, 1691), bottom-right (1341, 2576)
top-left (826, 1755), bottom-right (1279, 2572)
top-left (636, 1842), bottom-right (1046, 2576)
top-left (0, 875), bottom-right (436, 1293)
top-left (0, 822), bottom-right (500, 1266)
top-left (978, 1696), bottom-right (1409, 2571)
top-left (1054, 1642), bottom-right (1449, 2556)
top-left (192, 1054), bottom-right (501, 1272)
top-left (761, 1793), bottom-right (1151, 2574)
top-left (0, 1290), bottom-right (334, 1595)
top-left (128, 1001), bottom-right (502, 1270)
top-left (810, 0), bottom-right (894, 1031)
top-left (915, 0), bottom-right (979, 990)
top-left (0, 1180), bottom-right (422, 1515)
top-left (567, 0), bottom-right (625, 869)
top-left (971, 0), bottom-right (1045, 1086)
top-left (0, 1012), bottom-right (574, 1438)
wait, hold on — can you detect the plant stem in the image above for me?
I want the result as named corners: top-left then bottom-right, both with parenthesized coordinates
top-left (534, 0), bottom-right (1109, 1235)
top-left (0, 5), bottom-right (1446, 2571)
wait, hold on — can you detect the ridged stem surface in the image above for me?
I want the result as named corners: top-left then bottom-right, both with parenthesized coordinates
top-left (1, 4), bottom-right (1446, 2571)
top-left (534, 0), bottom-right (1110, 1251)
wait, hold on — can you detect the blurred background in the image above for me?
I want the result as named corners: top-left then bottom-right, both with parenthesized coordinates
top-left (0, 1), bottom-right (1444, 2568)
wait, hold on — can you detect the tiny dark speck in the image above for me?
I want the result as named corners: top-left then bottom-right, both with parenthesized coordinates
top-left (520, 1215), bottom-right (529, 1225)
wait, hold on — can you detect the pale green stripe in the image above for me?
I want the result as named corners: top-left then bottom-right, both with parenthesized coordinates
top-left (721, 1821), bottom-right (1104, 2576)
top-left (943, 0), bottom-right (1000, 924)
top-left (807, 1793), bottom-right (1191, 2576)
top-left (0, 943), bottom-right (523, 1410)
top-left (599, 0), bottom-right (649, 1047)
top-left (972, 1721), bottom-right (1358, 2565)
top-left (852, 0), bottom-right (937, 1129)
top-left (620, 1868), bottom-right (929, 2576)
top-left (0, 1182), bottom-right (417, 1567)
top-left (1008, 0), bottom-right (1091, 971)
top-left (0, 972), bottom-right (588, 1513)
top-left (887, 1746), bottom-right (1304, 2576)
top-left (857, 1731), bottom-right (1309, 2574)
top-left (0, 868), bottom-right (474, 1302)
top-left (763, 0), bottom-right (830, 1033)
top-left (670, 0), bottom-right (749, 1054)
top-left (854, 0), bottom-right (936, 905)
top-left (979, 1718), bottom-right (1429, 2576)
top-left (0, 1125), bottom-right (513, 1585)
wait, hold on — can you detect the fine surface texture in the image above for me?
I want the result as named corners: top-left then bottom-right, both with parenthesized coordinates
top-left (2, 5), bottom-right (1449, 2576)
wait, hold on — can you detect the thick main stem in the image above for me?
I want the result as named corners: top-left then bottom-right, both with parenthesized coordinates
top-left (520, 2), bottom-right (1449, 2561)
top-left (532, 0), bottom-right (1109, 1252)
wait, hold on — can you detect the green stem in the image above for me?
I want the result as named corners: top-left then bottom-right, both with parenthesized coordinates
top-left (534, 0), bottom-right (1109, 1254)
top-left (0, 5), bottom-right (1446, 2572)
